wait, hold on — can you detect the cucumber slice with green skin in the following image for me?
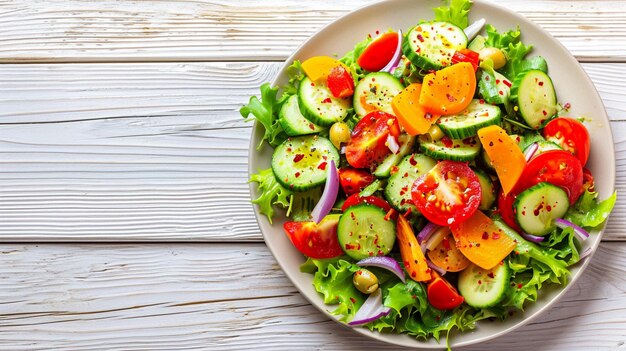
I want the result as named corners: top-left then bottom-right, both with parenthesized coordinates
top-left (479, 70), bottom-right (512, 105)
top-left (518, 132), bottom-right (546, 152)
top-left (514, 182), bottom-right (570, 236)
top-left (271, 135), bottom-right (339, 191)
top-left (467, 34), bottom-right (486, 52)
top-left (402, 22), bottom-right (468, 71)
top-left (353, 72), bottom-right (404, 117)
top-left (279, 95), bottom-right (325, 136)
top-left (418, 135), bottom-right (481, 161)
top-left (473, 167), bottom-right (496, 210)
top-left (437, 99), bottom-right (502, 139)
top-left (337, 204), bottom-right (396, 260)
top-left (373, 134), bottom-right (416, 178)
top-left (510, 70), bottom-right (557, 129)
top-left (384, 154), bottom-right (436, 213)
top-left (458, 262), bottom-right (511, 308)
top-left (298, 77), bottom-right (351, 127)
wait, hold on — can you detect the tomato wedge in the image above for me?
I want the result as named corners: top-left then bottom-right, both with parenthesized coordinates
top-left (427, 272), bottom-right (464, 310)
top-left (327, 66), bottom-right (355, 98)
top-left (411, 161), bottom-right (482, 226)
top-left (341, 194), bottom-right (391, 212)
top-left (543, 117), bottom-right (590, 166)
top-left (338, 168), bottom-right (375, 195)
top-left (357, 32), bottom-right (399, 72)
top-left (283, 215), bottom-right (343, 259)
top-left (345, 111), bottom-right (401, 169)
top-left (450, 49), bottom-right (480, 71)
top-left (517, 150), bottom-right (584, 204)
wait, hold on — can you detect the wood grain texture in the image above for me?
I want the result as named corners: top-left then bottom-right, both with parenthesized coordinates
top-left (0, 62), bottom-right (623, 241)
top-left (0, 0), bottom-right (625, 63)
top-left (0, 242), bottom-right (623, 350)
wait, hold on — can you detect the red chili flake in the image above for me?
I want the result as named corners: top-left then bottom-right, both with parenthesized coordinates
top-left (390, 166), bottom-right (399, 175)
top-left (482, 232), bottom-right (489, 240)
top-left (564, 102), bottom-right (571, 110)
top-left (487, 272), bottom-right (495, 279)
top-left (322, 97), bottom-right (332, 103)
top-left (310, 82), bottom-right (315, 87)
top-left (517, 283), bottom-right (523, 289)
top-left (294, 172), bottom-right (301, 178)
top-left (350, 297), bottom-right (356, 304)
top-left (479, 99), bottom-right (485, 104)
top-left (309, 123), bottom-right (316, 130)
top-left (317, 162), bottom-right (327, 170)
top-left (417, 34), bottom-right (425, 42)
top-left (293, 154), bottom-right (305, 163)
top-left (441, 136), bottom-right (454, 148)
top-left (503, 80), bottom-right (512, 87)
top-left (478, 280), bottom-right (482, 285)
top-left (492, 233), bottom-right (500, 240)
top-left (409, 156), bottom-right (417, 166)
top-left (496, 79), bottom-right (500, 84)
top-left (542, 110), bottom-right (547, 116)
top-left (538, 81), bottom-right (544, 86)
top-left (411, 271), bottom-right (417, 278)
top-left (411, 294), bottom-right (417, 299)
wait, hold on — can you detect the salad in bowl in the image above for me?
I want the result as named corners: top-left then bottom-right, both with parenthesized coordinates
top-left (242, 0), bottom-right (616, 347)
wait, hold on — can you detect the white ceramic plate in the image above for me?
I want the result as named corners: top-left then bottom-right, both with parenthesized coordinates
top-left (248, 0), bottom-right (615, 348)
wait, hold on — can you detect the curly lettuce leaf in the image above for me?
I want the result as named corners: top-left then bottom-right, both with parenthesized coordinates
top-left (566, 190), bottom-right (617, 228)
top-left (283, 60), bottom-right (305, 96)
top-left (240, 83), bottom-right (288, 149)
top-left (433, 0), bottom-right (472, 29)
top-left (484, 24), bottom-right (521, 49)
top-left (482, 25), bottom-right (547, 80)
top-left (249, 168), bottom-right (292, 223)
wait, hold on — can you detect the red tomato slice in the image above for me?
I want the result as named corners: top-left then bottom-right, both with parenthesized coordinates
top-left (327, 66), bottom-right (354, 98)
top-left (338, 168), bottom-right (376, 195)
top-left (283, 216), bottom-right (343, 259)
top-left (341, 194), bottom-right (392, 212)
top-left (583, 167), bottom-right (595, 192)
top-left (411, 161), bottom-right (482, 226)
top-left (450, 49), bottom-right (480, 71)
top-left (345, 111), bottom-right (401, 169)
top-left (357, 32), bottom-right (399, 72)
top-left (543, 117), bottom-right (590, 166)
top-left (516, 150), bottom-right (584, 204)
top-left (427, 272), bottom-right (464, 310)
top-left (497, 190), bottom-right (523, 233)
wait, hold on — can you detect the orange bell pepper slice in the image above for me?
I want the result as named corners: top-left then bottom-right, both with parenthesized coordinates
top-left (301, 56), bottom-right (351, 82)
top-left (396, 215), bottom-right (431, 282)
top-left (391, 83), bottom-right (440, 135)
top-left (419, 62), bottom-right (476, 115)
top-left (450, 210), bottom-right (517, 270)
top-left (477, 125), bottom-right (526, 195)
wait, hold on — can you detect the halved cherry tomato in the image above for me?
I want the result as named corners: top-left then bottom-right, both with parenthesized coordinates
top-left (341, 194), bottom-right (391, 212)
top-left (516, 150), bottom-right (584, 204)
top-left (427, 272), bottom-right (464, 310)
top-left (583, 167), bottom-right (595, 192)
top-left (345, 111), bottom-right (401, 169)
top-left (543, 117), bottom-right (590, 166)
top-left (283, 215), bottom-right (343, 259)
top-left (450, 49), bottom-right (480, 71)
top-left (338, 168), bottom-right (375, 195)
top-left (327, 66), bottom-right (355, 98)
top-left (357, 32), bottom-right (399, 72)
top-left (427, 234), bottom-right (471, 272)
top-left (411, 161), bottom-right (482, 226)
top-left (497, 190), bottom-right (523, 233)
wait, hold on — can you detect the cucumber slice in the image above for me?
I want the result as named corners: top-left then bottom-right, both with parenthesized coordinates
top-left (402, 22), bottom-right (468, 70)
top-left (467, 34), bottom-right (486, 52)
top-left (418, 135), bottom-right (481, 161)
top-left (298, 77), bottom-right (351, 127)
top-left (458, 262), bottom-right (510, 308)
top-left (337, 204), bottom-right (396, 260)
top-left (437, 99), bottom-right (502, 139)
top-left (473, 167), bottom-right (496, 210)
top-left (279, 95), bottom-right (325, 136)
top-left (479, 70), bottom-right (512, 105)
top-left (373, 134), bottom-right (416, 178)
top-left (510, 70), bottom-right (557, 129)
top-left (384, 154), bottom-right (436, 213)
top-left (514, 182), bottom-right (570, 236)
top-left (353, 72), bottom-right (404, 117)
top-left (271, 135), bottom-right (339, 191)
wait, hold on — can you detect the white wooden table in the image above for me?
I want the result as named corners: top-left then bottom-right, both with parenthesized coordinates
top-left (0, 1), bottom-right (624, 349)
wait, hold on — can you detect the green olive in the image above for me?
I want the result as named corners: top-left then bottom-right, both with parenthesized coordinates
top-left (329, 122), bottom-right (351, 149)
top-left (479, 47), bottom-right (507, 70)
top-left (353, 269), bottom-right (379, 294)
top-left (427, 124), bottom-right (444, 141)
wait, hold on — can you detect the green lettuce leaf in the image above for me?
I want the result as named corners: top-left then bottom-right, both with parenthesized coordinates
top-left (433, 0), bottom-right (473, 29)
top-left (249, 168), bottom-right (293, 223)
top-left (484, 24), bottom-right (521, 49)
top-left (566, 190), bottom-right (617, 228)
top-left (240, 83), bottom-right (288, 149)
top-left (501, 41), bottom-right (547, 81)
top-left (283, 60), bottom-right (305, 96)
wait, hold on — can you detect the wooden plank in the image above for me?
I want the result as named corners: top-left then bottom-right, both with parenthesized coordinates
top-left (0, 62), bottom-right (623, 241)
top-left (0, 0), bottom-right (625, 63)
top-left (0, 242), bottom-right (623, 350)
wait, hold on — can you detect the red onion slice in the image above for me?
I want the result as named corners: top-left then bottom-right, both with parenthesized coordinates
top-left (348, 288), bottom-right (391, 326)
top-left (426, 258), bottom-right (446, 276)
top-left (357, 256), bottom-right (405, 283)
top-left (555, 218), bottom-right (590, 242)
top-left (311, 160), bottom-right (339, 223)
top-left (387, 135), bottom-right (400, 154)
top-left (417, 222), bottom-right (440, 243)
top-left (524, 142), bottom-right (539, 161)
top-left (380, 30), bottom-right (403, 73)
top-left (521, 232), bottom-right (545, 243)
top-left (464, 18), bottom-right (486, 41)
